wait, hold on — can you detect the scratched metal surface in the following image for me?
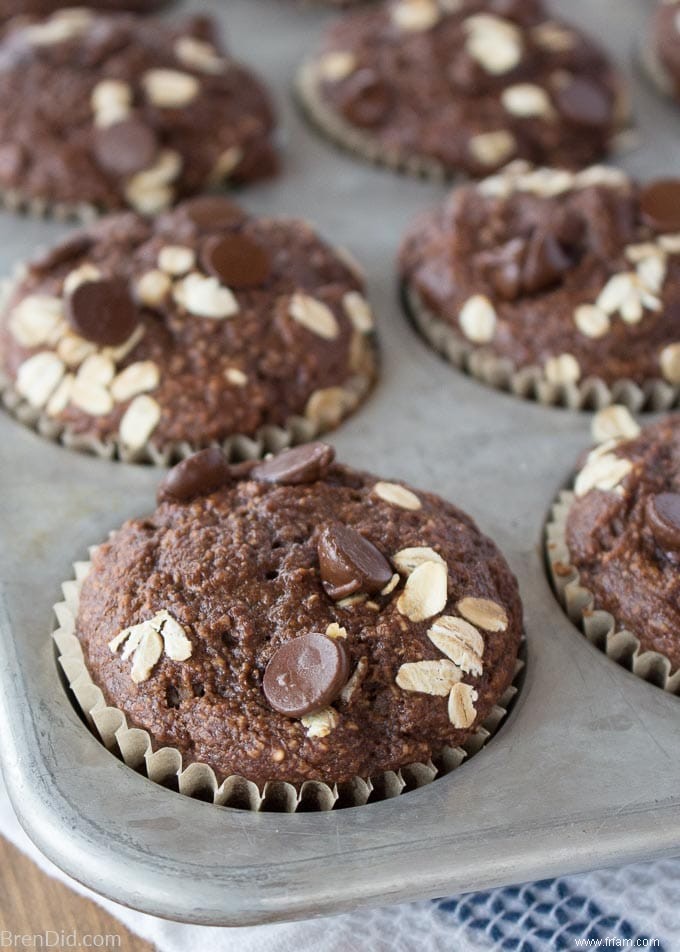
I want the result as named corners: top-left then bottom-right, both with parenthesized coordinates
top-left (1, 0), bottom-right (679, 927)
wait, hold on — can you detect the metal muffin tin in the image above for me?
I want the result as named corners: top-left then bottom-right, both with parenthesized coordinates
top-left (1, 0), bottom-right (680, 927)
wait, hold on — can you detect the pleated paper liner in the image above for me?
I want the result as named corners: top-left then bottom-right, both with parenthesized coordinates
top-left (53, 551), bottom-right (525, 813)
top-left (0, 187), bottom-right (101, 226)
top-left (403, 284), bottom-right (680, 413)
top-left (636, 24), bottom-right (679, 107)
top-left (546, 490), bottom-right (680, 696)
top-left (295, 60), bottom-right (635, 183)
top-left (0, 367), bottom-right (376, 465)
top-left (0, 268), bottom-right (379, 465)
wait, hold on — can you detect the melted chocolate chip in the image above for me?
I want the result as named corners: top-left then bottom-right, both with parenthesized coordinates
top-left (157, 448), bottom-right (233, 503)
top-left (227, 137), bottom-right (279, 183)
top-left (338, 69), bottom-right (392, 128)
top-left (29, 232), bottom-right (93, 274)
top-left (251, 443), bottom-right (336, 485)
top-left (554, 78), bottom-right (611, 127)
top-left (521, 230), bottom-right (572, 294)
top-left (262, 633), bottom-right (350, 717)
top-left (181, 195), bottom-right (246, 231)
top-left (201, 233), bottom-right (271, 289)
top-left (639, 179), bottom-right (680, 233)
top-left (478, 238), bottom-right (526, 301)
top-left (93, 118), bottom-right (159, 178)
top-left (65, 278), bottom-right (139, 346)
top-left (646, 492), bottom-right (680, 551)
top-left (318, 524), bottom-right (393, 600)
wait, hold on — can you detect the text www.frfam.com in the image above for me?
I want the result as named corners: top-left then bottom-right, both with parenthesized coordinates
top-left (573, 938), bottom-right (661, 949)
top-left (0, 933), bottom-right (121, 948)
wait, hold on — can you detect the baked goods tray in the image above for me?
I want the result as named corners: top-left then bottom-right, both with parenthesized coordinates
top-left (1, 0), bottom-right (679, 928)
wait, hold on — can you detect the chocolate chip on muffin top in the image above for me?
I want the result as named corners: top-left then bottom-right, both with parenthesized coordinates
top-left (0, 10), bottom-right (278, 213)
top-left (74, 443), bottom-right (523, 784)
top-left (0, 199), bottom-right (377, 460)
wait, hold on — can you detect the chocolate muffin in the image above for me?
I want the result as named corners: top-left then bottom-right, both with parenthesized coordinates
top-left (399, 162), bottom-right (680, 409)
top-left (0, 197), bottom-right (377, 462)
top-left (297, 0), bottom-right (628, 180)
top-left (64, 443), bottom-right (523, 786)
top-left (0, 0), bottom-right (166, 23)
top-left (548, 411), bottom-right (680, 690)
top-left (0, 10), bottom-right (278, 217)
top-left (644, 1), bottom-right (680, 104)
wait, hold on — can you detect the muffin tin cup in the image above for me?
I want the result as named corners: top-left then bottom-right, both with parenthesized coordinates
top-left (52, 551), bottom-right (524, 813)
top-left (546, 489), bottom-right (680, 696)
top-left (404, 284), bottom-right (680, 413)
top-left (0, 269), bottom-right (379, 465)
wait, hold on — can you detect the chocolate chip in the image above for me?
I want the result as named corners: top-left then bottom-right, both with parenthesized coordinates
top-left (338, 69), bottom-right (392, 128)
top-left (201, 233), bottom-right (271, 289)
top-left (93, 118), bottom-right (159, 178)
top-left (646, 492), bottom-right (680, 551)
top-left (65, 278), bottom-right (139, 346)
top-left (227, 137), bottom-right (279, 183)
top-left (639, 180), bottom-right (680, 233)
top-left (478, 238), bottom-right (526, 301)
top-left (181, 195), bottom-right (246, 231)
top-left (157, 448), bottom-right (233, 503)
top-left (262, 633), bottom-right (350, 717)
top-left (521, 230), bottom-right (572, 294)
top-left (554, 78), bottom-right (611, 128)
top-left (317, 524), bottom-right (393, 600)
top-left (29, 232), bottom-right (93, 274)
top-left (251, 442), bottom-right (336, 485)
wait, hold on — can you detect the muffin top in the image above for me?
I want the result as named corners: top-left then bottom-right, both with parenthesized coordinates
top-left (0, 0), bottom-right (165, 23)
top-left (566, 414), bottom-right (680, 671)
top-left (302, 0), bottom-right (626, 177)
top-left (74, 443), bottom-right (523, 784)
top-left (651, 1), bottom-right (680, 96)
top-left (0, 10), bottom-right (278, 213)
top-left (0, 197), bottom-right (377, 460)
top-left (399, 163), bottom-right (680, 389)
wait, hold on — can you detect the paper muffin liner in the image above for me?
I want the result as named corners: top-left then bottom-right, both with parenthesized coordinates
top-left (0, 185), bottom-right (101, 226)
top-left (546, 490), bottom-right (680, 696)
top-left (53, 551), bottom-right (525, 812)
top-left (637, 26), bottom-right (679, 105)
top-left (295, 61), bottom-right (635, 183)
top-left (0, 267), bottom-right (379, 465)
top-left (403, 284), bottom-right (680, 413)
